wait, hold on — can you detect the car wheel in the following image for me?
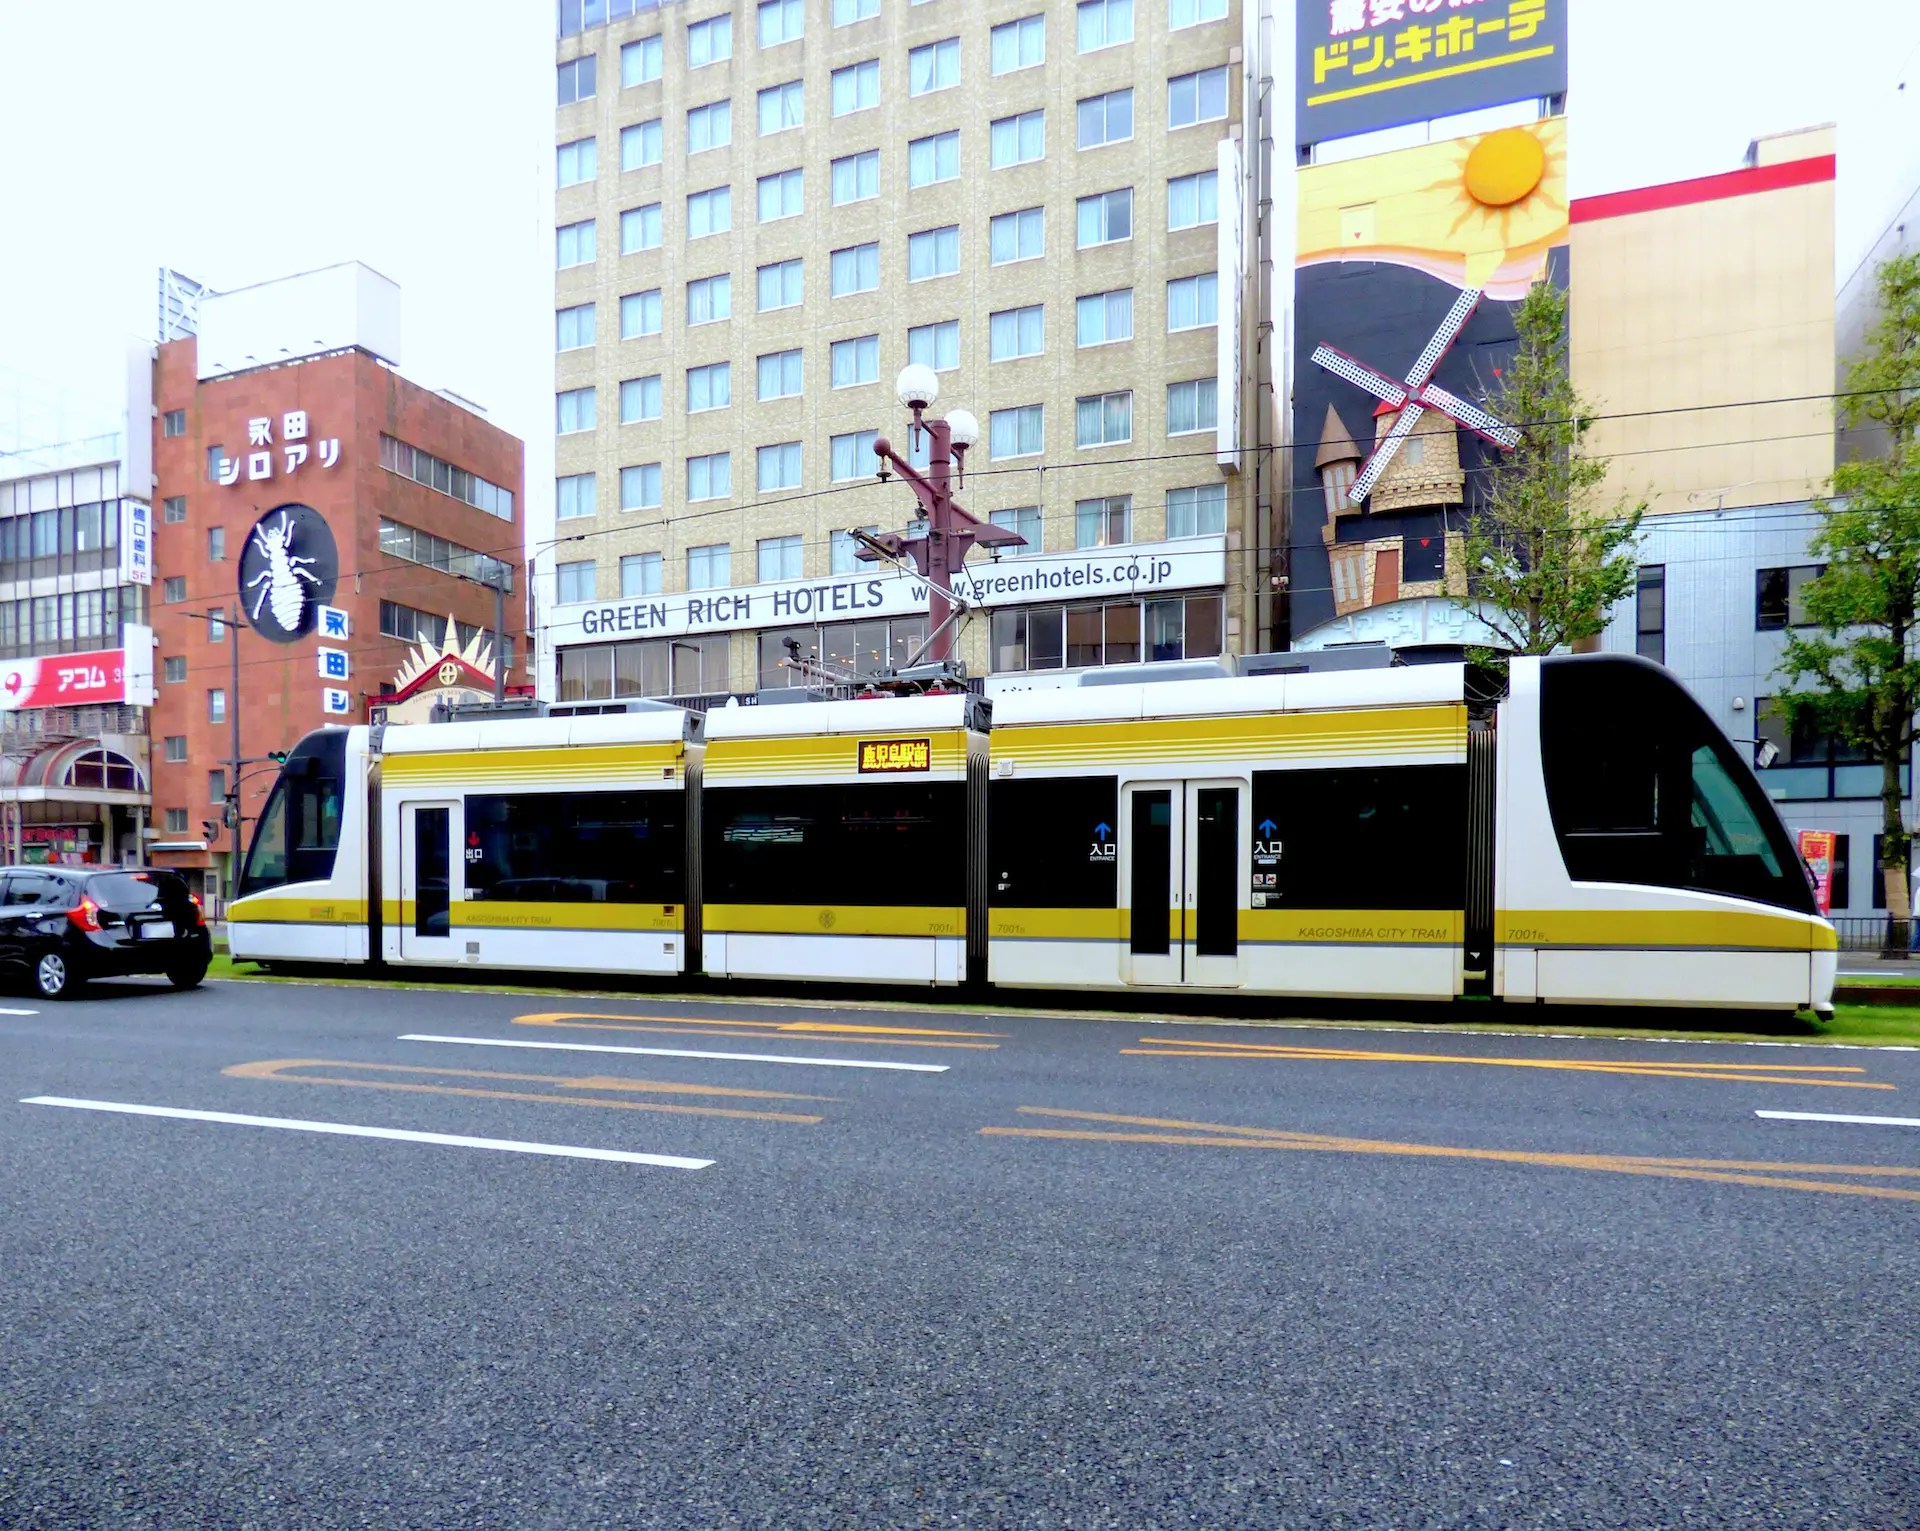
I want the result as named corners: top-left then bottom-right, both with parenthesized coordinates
top-left (167, 959), bottom-right (209, 991)
top-left (34, 952), bottom-right (80, 1001)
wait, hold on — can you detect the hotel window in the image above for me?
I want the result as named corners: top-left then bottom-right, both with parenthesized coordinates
top-left (1168, 66), bottom-right (1228, 129)
top-left (1167, 272), bottom-right (1218, 331)
top-left (758, 258), bottom-right (804, 310)
top-left (1637, 565), bottom-right (1666, 663)
top-left (556, 302), bottom-right (596, 350)
top-left (1075, 495), bottom-right (1131, 548)
top-left (161, 410), bottom-right (186, 438)
top-left (557, 55), bottom-right (596, 105)
top-left (164, 736), bottom-right (188, 763)
top-left (557, 473), bottom-right (597, 521)
top-left (832, 433), bottom-right (879, 483)
top-left (1075, 391), bottom-right (1132, 448)
top-left (757, 167), bottom-right (804, 223)
top-left (908, 132), bottom-right (959, 189)
top-left (758, 445), bottom-right (803, 494)
top-left (1167, 482), bottom-right (1226, 538)
top-left (687, 361), bottom-right (732, 413)
top-left (1077, 187), bottom-right (1132, 247)
top-left (687, 185), bottom-right (731, 237)
top-left (758, 350), bottom-right (803, 401)
top-left (620, 202), bottom-right (662, 252)
top-left (759, 78), bottom-right (804, 133)
top-left (833, 0), bottom-right (878, 22)
top-left (832, 525), bottom-right (878, 573)
top-left (620, 288), bottom-right (662, 337)
top-left (990, 405), bottom-right (1044, 460)
top-left (621, 34), bottom-right (663, 86)
top-left (832, 150), bottom-right (880, 205)
top-left (686, 99), bottom-right (731, 154)
top-left (831, 59), bottom-right (879, 115)
top-left (163, 657), bottom-right (186, 683)
top-left (991, 594), bottom-right (1220, 673)
top-left (831, 335), bottom-right (880, 388)
top-left (831, 243), bottom-right (880, 296)
top-left (1167, 377), bottom-right (1218, 435)
top-left (759, 0), bottom-right (803, 46)
top-left (1077, 88), bottom-right (1132, 149)
top-left (989, 305), bottom-right (1045, 362)
top-left (757, 533), bottom-right (804, 579)
top-left (908, 38), bottom-right (960, 95)
top-left (621, 553), bottom-right (664, 597)
top-left (1076, 288), bottom-right (1133, 346)
top-left (990, 110), bottom-right (1045, 168)
top-left (991, 505), bottom-right (1042, 552)
top-left (907, 225), bottom-right (960, 280)
top-left (557, 137), bottom-right (597, 188)
top-left (1169, 0), bottom-right (1227, 26)
top-left (687, 541), bottom-right (732, 587)
top-left (620, 374), bottom-right (663, 423)
top-left (686, 273), bottom-right (732, 324)
top-left (556, 219), bottom-right (596, 268)
top-left (557, 387), bottom-right (597, 434)
top-left (555, 561), bottom-right (596, 605)
top-left (162, 495), bottom-right (186, 524)
top-left (621, 463), bottom-right (663, 510)
top-left (990, 14), bottom-right (1045, 73)
top-left (990, 207), bottom-right (1044, 265)
top-left (621, 118), bottom-right (663, 170)
top-left (1076, 0), bottom-right (1133, 51)
top-left (1756, 564), bottom-right (1824, 630)
top-left (686, 13), bottom-right (731, 67)
top-left (1168, 170), bottom-right (1219, 230)
top-left (908, 319), bottom-right (960, 372)
top-left (687, 454), bottom-right (732, 503)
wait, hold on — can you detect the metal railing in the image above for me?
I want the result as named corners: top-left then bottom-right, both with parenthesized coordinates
top-left (1830, 915), bottom-right (1912, 952)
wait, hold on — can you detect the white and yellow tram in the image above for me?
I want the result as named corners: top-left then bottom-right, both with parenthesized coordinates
top-left (227, 655), bottom-right (1837, 1015)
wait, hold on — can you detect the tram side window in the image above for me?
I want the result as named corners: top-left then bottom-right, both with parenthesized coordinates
top-left (705, 783), bottom-right (966, 908)
top-left (1251, 765), bottom-right (1466, 911)
top-left (987, 776), bottom-right (1120, 908)
top-left (464, 791), bottom-right (683, 904)
top-left (1539, 658), bottom-right (1814, 914)
top-left (238, 745), bottom-right (345, 896)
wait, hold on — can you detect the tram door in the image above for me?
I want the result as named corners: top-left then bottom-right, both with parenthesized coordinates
top-left (399, 801), bottom-right (461, 963)
top-left (1121, 779), bottom-right (1245, 988)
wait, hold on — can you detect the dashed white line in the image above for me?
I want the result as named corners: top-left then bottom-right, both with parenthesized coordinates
top-left (0, 1008), bottom-right (39, 1016)
top-left (399, 1033), bottom-right (950, 1073)
top-left (1756, 1109), bottom-right (1920, 1129)
top-left (18, 1096), bottom-right (713, 1169)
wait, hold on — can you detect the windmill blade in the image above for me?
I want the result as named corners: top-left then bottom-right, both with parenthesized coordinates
top-left (1404, 287), bottom-right (1483, 389)
top-left (1310, 345), bottom-right (1408, 408)
top-left (1347, 401), bottom-right (1427, 505)
top-left (1419, 381), bottom-right (1522, 449)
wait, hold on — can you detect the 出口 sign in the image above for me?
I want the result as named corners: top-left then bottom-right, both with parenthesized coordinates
top-left (216, 410), bottom-right (341, 487)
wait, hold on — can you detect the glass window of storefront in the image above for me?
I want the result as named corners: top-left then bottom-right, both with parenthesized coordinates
top-left (557, 633), bottom-right (731, 702)
top-left (990, 593), bottom-right (1222, 674)
top-left (757, 616), bottom-right (928, 689)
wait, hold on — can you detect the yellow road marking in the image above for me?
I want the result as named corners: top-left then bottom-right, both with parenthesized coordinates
top-left (223, 1058), bottom-right (827, 1124)
top-left (512, 1012), bottom-right (1003, 1049)
top-left (1124, 1037), bottom-right (1895, 1090)
top-left (982, 1108), bottom-right (1920, 1204)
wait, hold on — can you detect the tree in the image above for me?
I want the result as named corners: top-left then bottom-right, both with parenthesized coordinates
top-left (1774, 252), bottom-right (1920, 954)
top-left (1459, 279), bottom-right (1643, 655)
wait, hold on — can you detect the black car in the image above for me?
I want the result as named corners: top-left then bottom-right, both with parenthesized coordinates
top-left (0, 866), bottom-right (212, 1000)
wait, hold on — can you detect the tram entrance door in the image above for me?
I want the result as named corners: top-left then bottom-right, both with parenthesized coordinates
top-left (1120, 779), bottom-right (1244, 988)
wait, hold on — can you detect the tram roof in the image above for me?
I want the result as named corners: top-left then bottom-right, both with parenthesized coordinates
top-left (992, 664), bottom-right (1467, 727)
top-left (373, 707), bottom-right (699, 755)
top-left (702, 692), bottom-right (981, 740)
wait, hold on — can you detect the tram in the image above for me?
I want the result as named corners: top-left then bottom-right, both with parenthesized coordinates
top-left (226, 655), bottom-right (1837, 1015)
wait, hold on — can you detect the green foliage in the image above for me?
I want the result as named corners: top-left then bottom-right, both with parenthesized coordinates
top-left (1774, 252), bottom-right (1920, 942)
top-left (1459, 279), bottom-right (1643, 656)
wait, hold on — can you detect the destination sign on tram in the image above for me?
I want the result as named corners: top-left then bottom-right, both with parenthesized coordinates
top-left (858, 738), bottom-right (931, 773)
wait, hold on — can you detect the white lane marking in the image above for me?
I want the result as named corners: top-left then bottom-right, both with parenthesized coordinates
top-left (0, 1008), bottom-right (39, 1016)
top-left (18, 1096), bottom-right (712, 1169)
top-left (1757, 1109), bottom-right (1920, 1129)
top-left (399, 1033), bottom-right (950, 1074)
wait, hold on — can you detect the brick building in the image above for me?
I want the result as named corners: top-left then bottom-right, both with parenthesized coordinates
top-left (147, 264), bottom-right (525, 905)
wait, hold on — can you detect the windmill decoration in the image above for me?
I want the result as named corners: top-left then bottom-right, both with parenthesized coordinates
top-left (1310, 286), bottom-right (1522, 508)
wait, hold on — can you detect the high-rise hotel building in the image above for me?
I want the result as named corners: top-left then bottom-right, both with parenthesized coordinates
top-left (550, 0), bottom-right (1275, 700)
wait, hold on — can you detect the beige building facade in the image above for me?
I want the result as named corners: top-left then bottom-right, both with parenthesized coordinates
top-left (550, 0), bottom-right (1275, 701)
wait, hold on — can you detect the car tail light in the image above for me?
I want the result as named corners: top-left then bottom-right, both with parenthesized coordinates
top-left (188, 892), bottom-right (206, 926)
top-left (67, 897), bottom-right (102, 934)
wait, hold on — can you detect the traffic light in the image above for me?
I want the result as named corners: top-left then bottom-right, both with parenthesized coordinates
top-left (201, 820), bottom-right (220, 842)
top-left (268, 750), bottom-right (289, 764)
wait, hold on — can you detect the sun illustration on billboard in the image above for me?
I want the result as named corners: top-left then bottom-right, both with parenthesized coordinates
top-left (1297, 117), bottom-right (1569, 298)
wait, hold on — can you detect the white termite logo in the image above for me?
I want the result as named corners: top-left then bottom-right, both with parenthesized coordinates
top-left (244, 509), bottom-right (322, 632)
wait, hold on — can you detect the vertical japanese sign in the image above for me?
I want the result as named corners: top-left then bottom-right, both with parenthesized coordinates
top-left (1297, 0), bottom-right (1566, 148)
top-left (120, 499), bottom-right (152, 586)
top-left (1216, 137), bottom-right (1246, 474)
top-left (1796, 829), bottom-right (1837, 916)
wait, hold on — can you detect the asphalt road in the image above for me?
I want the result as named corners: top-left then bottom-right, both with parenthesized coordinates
top-left (1, 977), bottom-right (1916, 1530)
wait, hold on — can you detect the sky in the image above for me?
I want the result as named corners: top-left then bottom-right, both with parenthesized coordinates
top-left (1, 0), bottom-right (1916, 543)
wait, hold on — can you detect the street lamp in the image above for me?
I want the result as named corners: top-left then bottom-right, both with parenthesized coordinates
top-left (861, 368), bottom-right (1026, 667)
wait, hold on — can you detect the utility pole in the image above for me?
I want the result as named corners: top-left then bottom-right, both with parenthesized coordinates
top-left (860, 365), bottom-right (1026, 666)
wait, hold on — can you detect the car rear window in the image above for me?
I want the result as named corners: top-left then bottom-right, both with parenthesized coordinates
top-left (86, 872), bottom-right (183, 913)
